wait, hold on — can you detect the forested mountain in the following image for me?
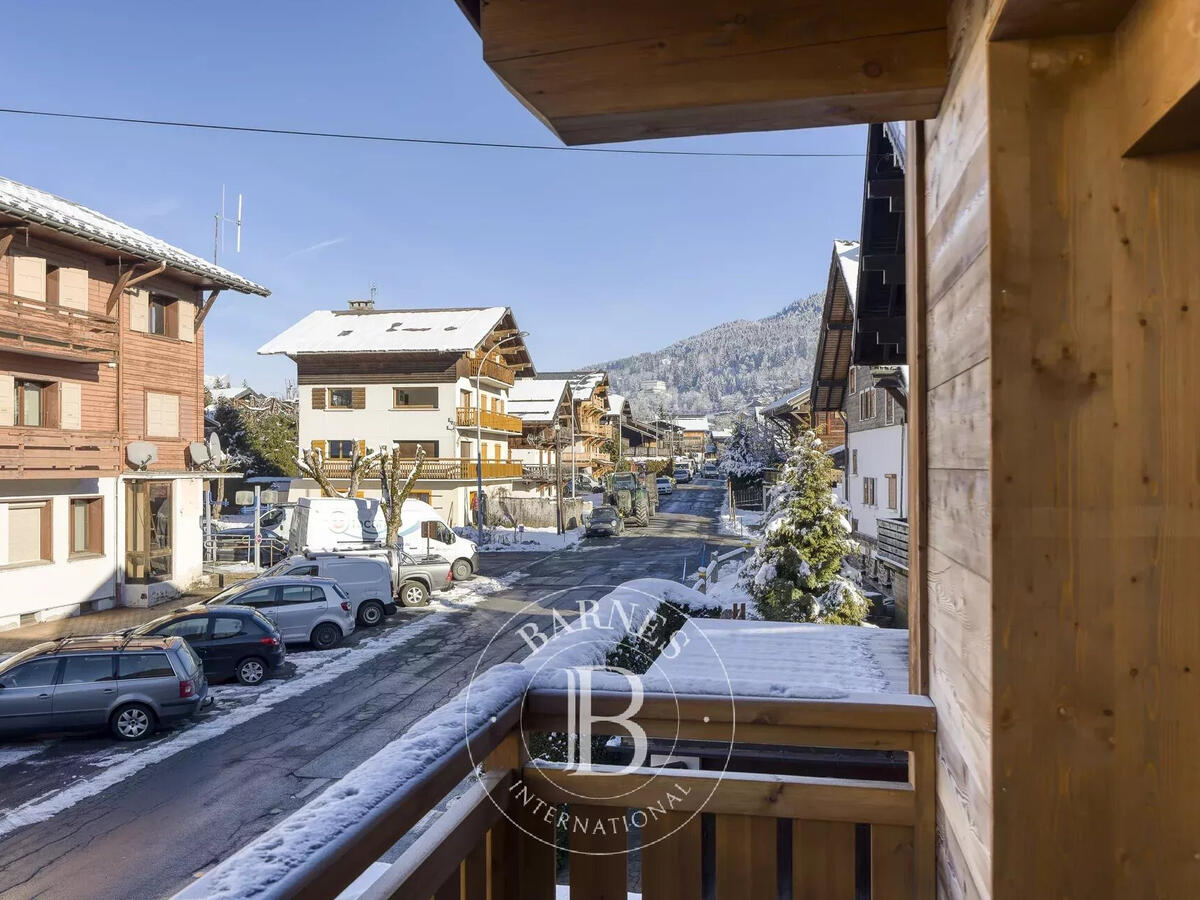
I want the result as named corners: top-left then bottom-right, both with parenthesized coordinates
top-left (593, 292), bottom-right (823, 420)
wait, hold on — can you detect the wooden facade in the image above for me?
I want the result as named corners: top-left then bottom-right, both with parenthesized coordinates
top-left (450, 1), bottom-right (1200, 897)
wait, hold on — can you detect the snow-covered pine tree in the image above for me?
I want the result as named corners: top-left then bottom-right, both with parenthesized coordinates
top-left (717, 416), bottom-right (785, 479)
top-left (739, 430), bottom-right (868, 624)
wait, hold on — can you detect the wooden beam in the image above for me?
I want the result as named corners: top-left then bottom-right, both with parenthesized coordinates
top-left (126, 260), bottom-right (166, 288)
top-left (1119, 0), bottom-right (1200, 156)
top-left (991, 0), bottom-right (1136, 39)
top-left (194, 289), bottom-right (223, 329)
top-left (861, 254), bottom-right (906, 284)
top-left (0, 232), bottom-right (13, 259)
top-left (106, 269), bottom-right (133, 315)
top-left (478, 0), bottom-right (948, 144)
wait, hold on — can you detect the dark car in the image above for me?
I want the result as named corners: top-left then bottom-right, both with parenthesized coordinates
top-left (132, 605), bottom-right (285, 686)
top-left (0, 635), bottom-right (209, 741)
top-left (586, 505), bottom-right (624, 537)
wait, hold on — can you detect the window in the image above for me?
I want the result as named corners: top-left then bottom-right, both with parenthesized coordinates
top-left (70, 497), bottom-right (103, 556)
top-left (886, 474), bottom-right (898, 509)
top-left (14, 379), bottom-right (55, 428)
top-left (6, 500), bottom-right (52, 566)
top-left (61, 655), bottom-right (115, 684)
top-left (885, 392), bottom-right (896, 425)
top-left (394, 440), bottom-right (439, 458)
top-left (848, 369), bottom-right (857, 393)
top-left (0, 658), bottom-right (60, 688)
top-left (327, 440), bottom-right (356, 459)
top-left (411, 491), bottom-right (433, 504)
top-left (118, 653), bottom-right (176, 680)
top-left (279, 585), bottom-right (322, 605)
top-left (146, 391), bottom-right (180, 438)
top-left (863, 477), bottom-right (877, 506)
top-left (125, 481), bottom-right (172, 583)
top-left (232, 587), bottom-right (276, 607)
top-left (851, 449), bottom-right (858, 475)
top-left (212, 618), bottom-right (245, 640)
top-left (859, 389), bottom-right (876, 421)
top-left (393, 387), bottom-right (438, 409)
top-left (157, 618), bottom-right (209, 639)
top-left (329, 388), bottom-right (354, 409)
top-left (285, 564), bottom-right (319, 577)
top-left (148, 296), bottom-right (172, 336)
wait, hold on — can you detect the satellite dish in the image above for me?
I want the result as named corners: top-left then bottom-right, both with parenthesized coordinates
top-left (126, 441), bottom-right (158, 470)
top-left (207, 432), bottom-right (225, 465)
top-left (188, 442), bottom-right (211, 466)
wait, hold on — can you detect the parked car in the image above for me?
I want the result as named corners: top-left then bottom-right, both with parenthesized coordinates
top-left (703, 464), bottom-right (720, 479)
top-left (131, 605), bottom-right (285, 685)
top-left (673, 465), bottom-right (692, 483)
top-left (585, 506), bottom-right (624, 537)
top-left (262, 550), bottom-right (452, 615)
top-left (0, 635), bottom-right (210, 741)
top-left (656, 477), bottom-right (674, 495)
top-left (205, 576), bottom-right (355, 649)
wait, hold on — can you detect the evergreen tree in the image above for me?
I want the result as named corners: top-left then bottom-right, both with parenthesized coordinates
top-left (740, 431), bottom-right (868, 624)
top-left (212, 397), bottom-right (298, 479)
top-left (718, 416), bottom-right (786, 480)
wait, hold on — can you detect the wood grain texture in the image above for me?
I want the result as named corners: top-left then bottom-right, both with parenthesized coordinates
top-left (871, 824), bottom-right (914, 898)
top-left (714, 814), bottom-right (776, 900)
top-left (792, 820), bottom-right (855, 900)
top-left (640, 811), bottom-right (701, 900)
top-left (1118, 0), bottom-right (1200, 155)
top-left (567, 805), bottom-right (627, 900)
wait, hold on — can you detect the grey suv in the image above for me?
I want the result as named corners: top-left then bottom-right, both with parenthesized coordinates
top-left (205, 576), bottom-right (356, 649)
top-left (0, 635), bottom-right (210, 741)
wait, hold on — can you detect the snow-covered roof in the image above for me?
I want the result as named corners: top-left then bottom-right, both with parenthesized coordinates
top-left (834, 239), bottom-right (860, 304)
top-left (508, 378), bottom-right (568, 424)
top-left (0, 175), bottom-right (268, 296)
top-left (763, 385), bottom-right (810, 416)
top-left (569, 371), bottom-right (606, 402)
top-left (673, 416), bottom-right (711, 433)
top-left (710, 428), bottom-right (733, 440)
top-left (258, 307), bottom-right (510, 356)
top-left (884, 122), bottom-right (907, 171)
top-left (604, 393), bottom-right (633, 419)
top-left (208, 386), bottom-right (255, 404)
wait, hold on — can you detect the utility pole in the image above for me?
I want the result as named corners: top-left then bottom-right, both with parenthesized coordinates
top-left (554, 423), bottom-right (564, 534)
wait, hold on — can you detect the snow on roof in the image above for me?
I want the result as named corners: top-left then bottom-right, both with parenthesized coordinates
top-left (0, 175), bottom-right (268, 296)
top-left (673, 416), bottom-right (711, 432)
top-left (208, 386), bottom-right (255, 403)
top-left (884, 122), bottom-right (907, 171)
top-left (645, 619), bottom-right (909, 697)
top-left (834, 240), bottom-right (860, 304)
top-left (508, 378), bottom-right (568, 424)
top-left (258, 307), bottom-right (509, 356)
top-left (711, 428), bottom-right (733, 440)
top-left (568, 371), bottom-right (606, 401)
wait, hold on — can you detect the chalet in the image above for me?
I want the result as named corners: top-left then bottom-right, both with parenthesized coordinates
top-left (506, 376), bottom-right (571, 492)
top-left (0, 175), bottom-right (268, 626)
top-left (603, 393), bottom-right (659, 462)
top-left (761, 385), bottom-right (847, 448)
top-left (534, 371), bottom-right (610, 478)
top-left (259, 302), bottom-right (532, 528)
top-left (671, 415), bottom-right (712, 457)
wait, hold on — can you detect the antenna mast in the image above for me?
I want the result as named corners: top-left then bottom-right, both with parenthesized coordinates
top-left (213, 185), bottom-right (244, 264)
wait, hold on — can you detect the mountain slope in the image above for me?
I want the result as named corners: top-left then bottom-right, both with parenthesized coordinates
top-left (593, 292), bottom-right (823, 420)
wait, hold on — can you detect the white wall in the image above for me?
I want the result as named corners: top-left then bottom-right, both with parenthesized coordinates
top-left (121, 476), bottom-right (205, 608)
top-left (845, 423), bottom-right (906, 542)
top-left (0, 477), bottom-right (119, 629)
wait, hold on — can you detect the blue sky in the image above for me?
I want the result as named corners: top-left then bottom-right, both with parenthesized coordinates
top-left (4, 0), bottom-right (865, 393)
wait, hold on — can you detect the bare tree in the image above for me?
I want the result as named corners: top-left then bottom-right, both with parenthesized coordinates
top-left (379, 444), bottom-right (427, 546)
top-left (298, 444), bottom-right (379, 499)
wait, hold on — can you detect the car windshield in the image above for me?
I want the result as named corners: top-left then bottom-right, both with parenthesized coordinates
top-left (611, 474), bottom-right (636, 490)
top-left (592, 509), bottom-right (617, 522)
top-left (261, 561), bottom-right (289, 577)
top-left (130, 613), bottom-right (182, 635)
top-left (207, 583), bottom-right (252, 605)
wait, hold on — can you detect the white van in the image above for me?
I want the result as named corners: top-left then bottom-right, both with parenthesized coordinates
top-left (289, 497), bottom-right (479, 580)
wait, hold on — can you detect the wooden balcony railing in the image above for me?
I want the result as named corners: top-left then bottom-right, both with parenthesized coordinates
top-left (322, 457), bottom-right (524, 481)
top-left (0, 293), bottom-right (118, 363)
top-left (214, 686), bottom-right (936, 898)
top-left (455, 406), bottom-right (523, 434)
top-left (877, 517), bottom-right (910, 569)
top-left (0, 429), bottom-right (122, 478)
top-left (463, 356), bottom-right (516, 386)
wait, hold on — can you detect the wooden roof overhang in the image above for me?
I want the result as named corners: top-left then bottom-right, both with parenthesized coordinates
top-left (810, 247), bottom-right (856, 413)
top-left (479, 308), bottom-right (535, 374)
top-left (852, 123), bottom-right (907, 366)
top-left (452, 1), bottom-right (949, 144)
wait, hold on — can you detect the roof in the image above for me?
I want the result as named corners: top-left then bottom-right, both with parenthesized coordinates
top-left (835, 239), bottom-right (860, 303)
top-left (884, 122), bottom-right (907, 171)
top-left (208, 386), bottom-right (257, 404)
top-left (605, 393), bottom-right (632, 418)
top-left (537, 370), bottom-right (607, 402)
top-left (508, 378), bottom-right (569, 424)
top-left (259, 307), bottom-right (512, 356)
top-left (710, 428), bottom-right (733, 440)
top-left (673, 416), bottom-right (711, 432)
top-left (0, 175), bottom-right (268, 296)
top-left (763, 385), bottom-right (810, 418)
top-left (810, 240), bottom-right (860, 412)
top-left (853, 123), bottom-right (907, 365)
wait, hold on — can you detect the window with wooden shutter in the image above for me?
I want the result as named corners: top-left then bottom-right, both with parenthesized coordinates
top-left (128, 288), bottom-right (149, 332)
top-left (70, 497), bottom-right (104, 556)
top-left (350, 387), bottom-right (366, 409)
top-left (310, 439), bottom-right (327, 456)
top-left (12, 256), bottom-right (46, 302)
top-left (6, 500), bottom-right (52, 565)
top-left (146, 391), bottom-right (180, 438)
top-left (60, 382), bottom-right (82, 430)
top-left (851, 449), bottom-right (858, 475)
top-left (47, 267), bottom-right (89, 311)
top-left (327, 440), bottom-right (355, 459)
top-left (176, 301), bottom-right (195, 342)
top-left (0, 374), bottom-right (14, 426)
top-left (328, 388), bottom-right (354, 409)
top-left (311, 388), bottom-right (326, 410)
top-left (886, 473), bottom-right (898, 509)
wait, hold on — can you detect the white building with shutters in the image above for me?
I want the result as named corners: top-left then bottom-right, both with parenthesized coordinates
top-left (0, 175), bottom-right (268, 629)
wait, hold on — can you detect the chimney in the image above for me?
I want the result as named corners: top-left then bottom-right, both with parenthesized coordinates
top-left (347, 299), bottom-right (374, 311)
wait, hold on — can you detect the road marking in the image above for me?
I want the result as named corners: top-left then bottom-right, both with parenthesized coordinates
top-left (293, 777), bottom-right (330, 801)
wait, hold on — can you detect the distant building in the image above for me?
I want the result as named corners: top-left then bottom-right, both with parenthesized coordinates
top-left (534, 371), bottom-right (611, 478)
top-left (507, 377), bottom-right (571, 493)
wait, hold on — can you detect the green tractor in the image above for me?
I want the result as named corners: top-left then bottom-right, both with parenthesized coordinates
top-left (604, 470), bottom-right (650, 527)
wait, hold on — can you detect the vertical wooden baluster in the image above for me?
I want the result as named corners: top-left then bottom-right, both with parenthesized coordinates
top-left (568, 804), bottom-right (627, 899)
top-left (911, 731), bottom-right (937, 899)
top-left (515, 791), bottom-right (557, 900)
top-left (462, 836), bottom-right (487, 900)
top-left (641, 810), bottom-right (702, 900)
top-left (488, 820), bottom-right (520, 900)
top-left (715, 814), bottom-right (776, 899)
top-left (433, 863), bottom-right (461, 900)
top-left (871, 825), bottom-right (914, 898)
top-left (793, 819), bottom-right (856, 900)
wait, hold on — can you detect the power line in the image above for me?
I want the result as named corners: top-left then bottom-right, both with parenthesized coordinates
top-left (0, 106), bottom-right (863, 159)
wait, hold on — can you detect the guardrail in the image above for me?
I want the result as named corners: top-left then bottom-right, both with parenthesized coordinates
top-left (877, 517), bottom-right (909, 569)
top-left (322, 457), bottom-right (525, 481)
top-left (464, 356), bottom-right (516, 386)
top-left (0, 291), bottom-right (119, 362)
top-left (455, 406), bottom-right (523, 433)
top-left (0, 429), bottom-right (121, 478)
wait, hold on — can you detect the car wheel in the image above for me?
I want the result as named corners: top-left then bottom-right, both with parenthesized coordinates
top-left (310, 622), bottom-right (342, 650)
top-left (399, 580), bottom-right (430, 607)
top-left (111, 703), bottom-right (156, 741)
top-left (357, 599), bottom-right (386, 627)
top-left (451, 558), bottom-right (473, 581)
top-left (236, 656), bottom-right (267, 685)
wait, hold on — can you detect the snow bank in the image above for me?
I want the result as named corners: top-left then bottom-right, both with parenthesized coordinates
top-left (718, 507), bottom-right (762, 538)
top-left (178, 663), bottom-right (533, 899)
top-left (457, 525), bottom-right (584, 553)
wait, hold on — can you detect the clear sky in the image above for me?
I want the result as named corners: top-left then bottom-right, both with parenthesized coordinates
top-left (4, 0), bottom-right (866, 394)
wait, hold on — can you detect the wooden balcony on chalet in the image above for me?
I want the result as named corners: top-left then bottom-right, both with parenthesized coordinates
top-left (0, 292), bottom-right (118, 363)
top-left (322, 456), bottom-right (524, 482)
top-left (0, 429), bottom-right (121, 478)
top-left (460, 355), bottom-right (516, 387)
top-left (877, 518), bottom-right (910, 571)
top-left (229, 687), bottom-right (936, 898)
top-left (455, 406), bottom-right (523, 434)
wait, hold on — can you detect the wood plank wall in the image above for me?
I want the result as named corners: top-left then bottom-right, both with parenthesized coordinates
top-left (921, 1), bottom-right (997, 897)
top-left (988, 19), bottom-right (1200, 898)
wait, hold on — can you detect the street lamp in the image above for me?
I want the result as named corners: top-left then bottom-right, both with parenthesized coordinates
top-left (475, 331), bottom-right (529, 545)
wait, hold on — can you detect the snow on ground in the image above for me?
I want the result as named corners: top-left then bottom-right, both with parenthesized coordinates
top-left (0, 747), bottom-right (42, 770)
top-left (455, 525), bottom-right (584, 553)
top-left (698, 554), bottom-right (758, 617)
top-left (718, 507), bottom-right (763, 538)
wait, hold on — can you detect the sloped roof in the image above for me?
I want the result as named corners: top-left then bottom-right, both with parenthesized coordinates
top-left (834, 239), bottom-right (860, 303)
top-left (259, 307), bottom-right (511, 356)
top-left (673, 416), bottom-right (711, 433)
top-left (508, 378), bottom-right (569, 424)
top-left (763, 385), bottom-right (810, 417)
top-left (811, 240), bottom-right (860, 412)
top-left (536, 370), bottom-right (607, 402)
top-left (0, 175), bottom-right (268, 296)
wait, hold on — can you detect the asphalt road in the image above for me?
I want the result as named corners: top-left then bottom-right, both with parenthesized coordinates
top-left (0, 479), bottom-right (736, 900)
